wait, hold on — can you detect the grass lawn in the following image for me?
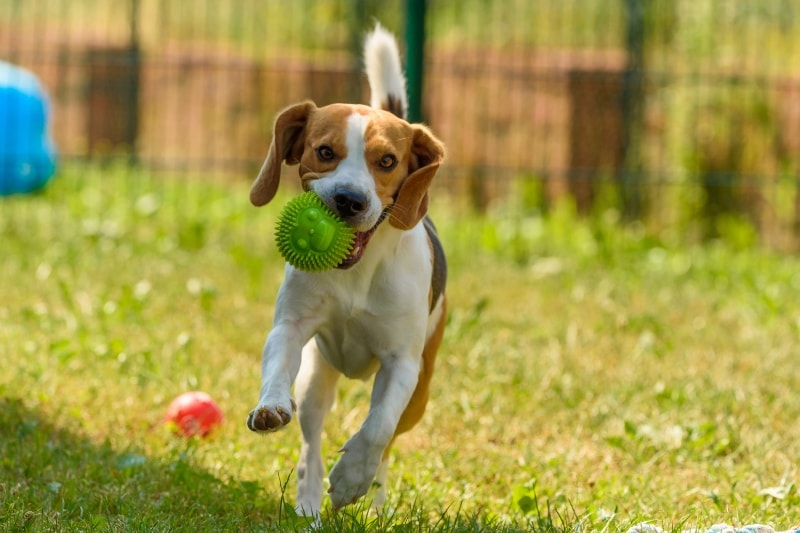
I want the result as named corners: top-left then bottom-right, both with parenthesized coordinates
top-left (1, 165), bottom-right (799, 532)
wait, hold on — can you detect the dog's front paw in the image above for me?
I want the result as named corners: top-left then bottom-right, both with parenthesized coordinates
top-left (327, 436), bottom-right (382, 509)
top-left (246, 399), bottom-right (296, 432)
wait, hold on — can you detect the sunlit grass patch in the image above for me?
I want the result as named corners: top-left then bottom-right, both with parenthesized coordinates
top-left (2, 165), bottom-right (799, 531)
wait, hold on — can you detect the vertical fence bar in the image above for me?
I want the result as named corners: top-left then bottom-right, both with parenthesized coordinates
top-left (349, 0), bottom-right (367, 103)
top-left (127, 0), bottom-right (140, 165)
top-left (405, 0), bottom-right (426, 123)
top-left (621, 0), bottom-right (645, 220)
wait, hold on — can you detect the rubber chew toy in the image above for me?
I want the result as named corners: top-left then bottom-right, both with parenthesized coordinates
top-left (275, 191), bottom-right (356, 272)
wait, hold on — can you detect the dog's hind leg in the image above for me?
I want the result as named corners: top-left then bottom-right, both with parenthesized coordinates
top-left (372, 296), bottom-right (447, 510)
top-left (393, 296), bottom-right (445, 437)
top-left (294, 338), bottom-right (339, 517)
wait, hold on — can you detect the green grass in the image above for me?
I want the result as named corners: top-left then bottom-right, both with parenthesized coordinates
top-left (2, 165), bottom-right (800, 532)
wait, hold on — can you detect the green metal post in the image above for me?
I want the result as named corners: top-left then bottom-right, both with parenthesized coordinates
top-left (127, 0), bottom-right (141, 165)
top-left (405, 0), bottom-right (426, 123)
top-left (350, 0), bottom-right (367, 103)
top-left (621, 0), bottom-right (646, 221)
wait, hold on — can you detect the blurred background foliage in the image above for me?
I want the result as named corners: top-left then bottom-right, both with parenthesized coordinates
top-left (2, 0), bottom-right (799, 249)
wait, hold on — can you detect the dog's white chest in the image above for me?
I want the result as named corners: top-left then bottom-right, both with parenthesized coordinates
top-left (315, 309), bottom-right (382, 379)
top-left (305, 227), bottom-right (430, 379)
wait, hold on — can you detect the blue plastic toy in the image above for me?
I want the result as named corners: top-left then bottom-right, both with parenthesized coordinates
top-left (0, 61), bottom-right (57, 195)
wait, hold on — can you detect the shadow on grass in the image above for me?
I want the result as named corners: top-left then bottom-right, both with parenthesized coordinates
top-left (0, 394), bottom-right (578, 532)
top-left (0, 397), bottom-right (283, 532)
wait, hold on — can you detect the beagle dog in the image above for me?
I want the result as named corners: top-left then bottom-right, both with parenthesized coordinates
top-left (246, 25), bottom-right (447, 516)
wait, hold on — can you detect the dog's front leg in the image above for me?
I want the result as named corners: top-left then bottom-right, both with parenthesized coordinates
top-left (246, 325), bottom-right (305, 432)
top-left (327, 354), bottom-right (420, 509)
top-left (247, 281), bottom-right (324, 433)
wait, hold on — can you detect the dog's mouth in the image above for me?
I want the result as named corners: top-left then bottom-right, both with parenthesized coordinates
top-left (336, 211), bottom-right (388, 270)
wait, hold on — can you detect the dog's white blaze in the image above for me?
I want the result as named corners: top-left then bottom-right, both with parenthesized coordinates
top-left (340, 113), bottom-right (370, 185)
top-left (312, 112), bottom-right (383, 231)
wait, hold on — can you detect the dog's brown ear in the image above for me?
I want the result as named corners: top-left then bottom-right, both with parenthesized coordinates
top-left (390, 124), bottom-right (446, 230)
top-left (250, 101), bottom-right (316, 207)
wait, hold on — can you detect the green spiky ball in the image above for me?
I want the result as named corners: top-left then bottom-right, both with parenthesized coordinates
top-left (274, 192), bottom-right (356, 272)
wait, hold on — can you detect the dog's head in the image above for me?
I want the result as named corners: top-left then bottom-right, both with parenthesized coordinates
top-left (250, 102), bottom-right (445, 236)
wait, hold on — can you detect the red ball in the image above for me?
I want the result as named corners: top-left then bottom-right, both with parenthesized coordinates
top-left (164, 391), bottom-right (224, 437)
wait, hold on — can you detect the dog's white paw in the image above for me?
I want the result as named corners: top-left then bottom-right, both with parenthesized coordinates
top-left (246, 398), bottom-right (296, 432)
top-left (327, 436), bottom-right (382, 509)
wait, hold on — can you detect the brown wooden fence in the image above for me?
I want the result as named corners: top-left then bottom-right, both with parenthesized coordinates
top-left (2, 1), bottom-right (800, 247)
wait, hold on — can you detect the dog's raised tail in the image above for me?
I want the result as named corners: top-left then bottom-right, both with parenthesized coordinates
top-left (364, 24), bottom-right (407, 119)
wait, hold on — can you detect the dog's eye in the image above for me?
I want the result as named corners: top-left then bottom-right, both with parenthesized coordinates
top-left (316, 145), bottom-right (335, 161)
top-left (378, 154), bottom-right (397, 169)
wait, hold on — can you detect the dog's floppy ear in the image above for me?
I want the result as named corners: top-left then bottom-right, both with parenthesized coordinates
top-left (250, 101), bottom-right (316, 207)
top-left (390, 124), bottom-right (446, 230)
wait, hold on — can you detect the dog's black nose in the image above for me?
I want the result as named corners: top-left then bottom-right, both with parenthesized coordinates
top-left (333, 190), bottom-right (367, 219)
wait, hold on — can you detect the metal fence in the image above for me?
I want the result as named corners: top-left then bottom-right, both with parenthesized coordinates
top-left (2, 1), bottom-right (799, 247)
